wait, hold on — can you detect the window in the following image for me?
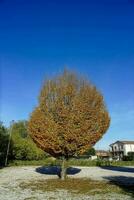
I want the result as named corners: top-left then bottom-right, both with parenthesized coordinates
top-left (120, 145), bottom-right (123, 150)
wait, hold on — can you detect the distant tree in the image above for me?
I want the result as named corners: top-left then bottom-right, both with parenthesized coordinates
top-left (11, 121), bottom-right (46, 160)
top-left (11, 120), bottom-right (28, 138)
top-left (0, 122), bottom-right (8, 166)
top-left (28, 69), bottom-right (110, 179)
top-left (0, 121), bottom-right (7, 137)
top-left (83, 147), bottom-right (96, 156)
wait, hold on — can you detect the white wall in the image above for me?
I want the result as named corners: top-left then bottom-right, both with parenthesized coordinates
top-left (111, 143), bottom-right (124, 152)
top-left (110, 142), bottom-right (134, 156)
top-left (124, 144), bottom-right (134, 156)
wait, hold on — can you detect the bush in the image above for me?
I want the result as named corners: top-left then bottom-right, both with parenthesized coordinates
top-left (123, 152), bottom-right (134, 161)
top-left (12, 139), bottom-right (45, 160)
top-left (128, 152), bottom-right (134, 161)
top-left (0, 122), bottom-right (9, 166)
top-left (11, 121), bottom-right (46, 161)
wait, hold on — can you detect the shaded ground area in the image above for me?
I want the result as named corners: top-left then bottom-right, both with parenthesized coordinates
top-left (100, 166), bottom-right (134, 173)
top-left (0, 166), bottom-right (134, 200)
top-left (36, 166), bottom-right (81, 178)
top-left (103, 176), bottom-right (134, 198)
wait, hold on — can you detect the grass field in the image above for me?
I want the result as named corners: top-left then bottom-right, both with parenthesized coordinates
top-left (20, 178), bottom-right (134, 199)
top-left (8, 158), bottom-right (134, 167)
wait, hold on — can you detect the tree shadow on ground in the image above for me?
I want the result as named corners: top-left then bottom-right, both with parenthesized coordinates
top-left (100, 166), bottom-right (134, 173)
top-left (36, 166), bottom-right (81, 178)
top-left (103, 176), bottom-right (134, 198)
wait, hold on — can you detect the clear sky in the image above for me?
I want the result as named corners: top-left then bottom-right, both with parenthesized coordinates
top-left (0, 0), bottom-right (134, 150)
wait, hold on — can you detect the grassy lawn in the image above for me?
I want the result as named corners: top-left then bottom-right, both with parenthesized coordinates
top-left (8, 158), bottom-right (134, 167)
top-left (20, 178), bottom-right (134, 198)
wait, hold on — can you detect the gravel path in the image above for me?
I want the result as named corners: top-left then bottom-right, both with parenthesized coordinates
top-left (0, 166), bottom-right (134, 200)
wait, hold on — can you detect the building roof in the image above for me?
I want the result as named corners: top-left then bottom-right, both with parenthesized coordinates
top-left (96, 150), bottom-right (110, 156)
top-left (96, 150), bottom-right (109, 153)
top-left (110, 140), bottom-right (134, 146)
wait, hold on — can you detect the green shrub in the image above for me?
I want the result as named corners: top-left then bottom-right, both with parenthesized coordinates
top-left (128, 152), bottom-right (134, 161)
top-left (96, 159), bottom-right (102, 166)
top-left (0, 122), bottom-right (9, 166)
top-left (12, 139), bottom-right (45, 160)
top-left (11, 120), bottom-right (46, 161)
top-left (123, 152), bottom-right (134, 161)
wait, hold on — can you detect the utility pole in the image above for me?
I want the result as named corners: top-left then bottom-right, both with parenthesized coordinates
top-left (5, 120), bottom-right (14, 166)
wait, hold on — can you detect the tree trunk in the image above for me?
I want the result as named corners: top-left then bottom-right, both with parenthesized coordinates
top-left (60, 157), bottom-right (67, 180)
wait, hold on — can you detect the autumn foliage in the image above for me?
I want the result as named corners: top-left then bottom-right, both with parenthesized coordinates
top-left (28, 70), bottom-right (110, 160)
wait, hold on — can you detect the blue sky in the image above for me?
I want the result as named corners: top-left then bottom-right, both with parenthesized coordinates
top-left (0, 0), bottom-right (134, 149)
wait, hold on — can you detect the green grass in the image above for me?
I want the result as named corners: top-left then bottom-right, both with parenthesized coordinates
top-left (8, 158), bottom-right (57, 167)
top-left (110, 160), bottom-right (134, 166)
top-left (8, 158), bottom-right (134, 167)
top-left (19, 178), bottom-right (134, 197)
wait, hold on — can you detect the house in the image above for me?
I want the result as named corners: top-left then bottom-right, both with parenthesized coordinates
top-left (110, 141), bottom-right (134, 160)
top-left (96, 150), bottom-right (110, 160)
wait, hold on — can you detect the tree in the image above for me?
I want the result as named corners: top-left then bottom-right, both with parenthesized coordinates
top-left (0, 122), bottom-right (9, 166)
top-left (83, 147), bottom-right (96, 156)
top-left (28, 69), bottom-right (110, 179)
top-left (11, 121), bottom-right (46, 160)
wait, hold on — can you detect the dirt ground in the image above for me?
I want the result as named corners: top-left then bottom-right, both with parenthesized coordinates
top-left (0, 166), bottom-right (134, 200)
